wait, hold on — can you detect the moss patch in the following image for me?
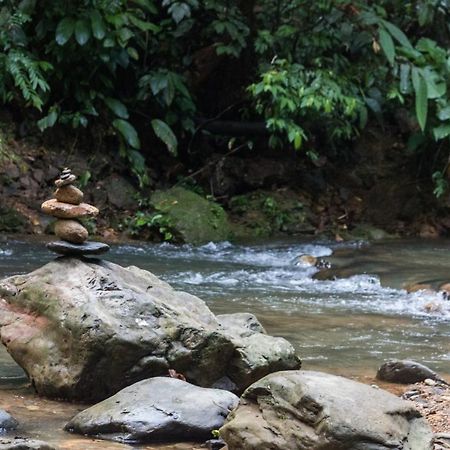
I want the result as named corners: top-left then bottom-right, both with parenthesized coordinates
top-left (149, 187), bottom-right (232, 244)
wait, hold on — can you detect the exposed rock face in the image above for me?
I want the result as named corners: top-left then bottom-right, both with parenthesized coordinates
top-left (0, 410), bottom-right (17, 431)
top-left (0, 259), bottom-right (300, 401)
top-left (41, 199), bottom-right (98, 219)
top-left (65, 377), bottom-right (238, 443)
top-left (54, 220), bottom-right (88, 244)
top-left (220, 370), bottom-right (433, 450)
top-left (377, 359), bottom-right (447, 385)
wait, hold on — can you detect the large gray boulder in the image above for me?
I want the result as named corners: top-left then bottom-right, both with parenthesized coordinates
top-left (65, 377), bottom-right (238, 443)
top-left (220, 370), bottom-right (433, 450)
top-left (0, 258), bottom-right (300, 400)
top-left (0, 438), bottom-right (56, 450)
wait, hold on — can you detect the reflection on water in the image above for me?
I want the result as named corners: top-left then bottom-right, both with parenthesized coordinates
top-left (0, 236), bottom-right (449, 448)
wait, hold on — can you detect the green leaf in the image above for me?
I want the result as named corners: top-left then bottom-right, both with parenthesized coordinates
top-left (379, 28), bottom-right (395, 65)
top-left (113, 119), bottom-right (140, 149)
top-left (412, 68), bottom-right (428, 131)
top-left (90, 11), bottom-right (106, 40)
top-left (128, 14), bottom-right (159, 32)
top-left (438, 106), bottom-right (450, 121)
top-left (130, 0), bottom-right (157, 14)
top-left (75, 19), bottom-right (91, 46)
top-left (421, 67), bottom-right (446, 99)
top-left (151, 119), bottom-right (178, 155)
top-left (104, 98), bottom-right (129, 119)
top-left (37, 109), bottom-right (58, 131)
top-left (381, 20), bottom-right (413, 49)
top-left (432, 124), bottom-right (450, 141)
top-left (294, 132), bottom-right (302, 150)
top-left (399, 64), bottom-right (410, 94)
top-left (56, 17), bottom-right (75, 45)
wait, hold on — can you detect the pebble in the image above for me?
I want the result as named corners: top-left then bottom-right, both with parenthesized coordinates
top-left (41, 199), bottom-right (98, 219)
top-left (54, 220), bottom-right (88, 244)
top-left (425, 378), bottom-right (437, 386)
top-left (54, 185), bottom-right (84, 205)
top-left (54, 174), bottom-right (76, 187)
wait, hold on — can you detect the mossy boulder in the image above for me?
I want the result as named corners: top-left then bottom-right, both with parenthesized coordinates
top-left (150, 187), bottom-right (232, 244)
top-left (0, 207), bottom-right (26, 233)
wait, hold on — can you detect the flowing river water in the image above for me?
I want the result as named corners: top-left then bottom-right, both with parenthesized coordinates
top-left (0, 237), bottom-right (449, 448)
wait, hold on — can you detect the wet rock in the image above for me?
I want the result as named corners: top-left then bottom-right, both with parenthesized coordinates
top-left (54, 220), bottom-right (88, 244)
top-left (377, 360), bottom-right (447, 385)
top-left (65, 377), bottom-right (238, 443)
top-left (41, 199), bottom-right (98, 219)
top-left (220, 370), bottom-right (433, 450)
top-left (46, 241), bottom-right (109, 255)
top-left (0, 438), bottom-right (55, 450)
top-left (0, 258), bottom-right (300, 401)
top-left (149, 187), bottom-right (232, 244)
top-left (0, 410), bottom-right (17, 431)
top-left (54, 185), bottom-right (84, 205)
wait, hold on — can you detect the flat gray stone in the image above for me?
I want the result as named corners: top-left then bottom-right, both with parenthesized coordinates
top-left (65, 377), bottom-right (239, 443)
top-left (46, 240), bottom-right (110, 256)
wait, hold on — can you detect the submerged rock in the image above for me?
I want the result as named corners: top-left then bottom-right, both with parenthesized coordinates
top-left (0, 410), bottom-right (17, 432)
top-left (0, 438), bottom-right (55, 450)
top-left (377, 359), bottom-right (448, 385)
top-left (220, 370), bottom-right (433, 450)
top-left (65, 377), bottom-right (238, 443)
top-left (0, 258), bottom-right (300, 400)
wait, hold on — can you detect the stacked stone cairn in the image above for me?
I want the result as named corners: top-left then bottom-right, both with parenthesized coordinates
top-left (41, 168), bottom-right (110, 256)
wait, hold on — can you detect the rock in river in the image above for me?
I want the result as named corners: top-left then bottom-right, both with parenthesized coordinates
top-left (46, 240), bottom-right (109, 255)
top-left (0, 410), bottom-right (17, 432)
top-left (54, 219), bottom-right (88, 244)
top-left (220, 370), bottom-right (433, 450)
top-left (65, 377), bottom-right (239, 443)
top-left (377, 359), bottom-right (448, 385)
top-left (0, 438), bottom-right (56, 450)
top-left (0, 258), bottom-right (300, 401)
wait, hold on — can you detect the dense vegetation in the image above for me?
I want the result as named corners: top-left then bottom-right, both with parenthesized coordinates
top-left (1, 0), bottom-right (450, 193)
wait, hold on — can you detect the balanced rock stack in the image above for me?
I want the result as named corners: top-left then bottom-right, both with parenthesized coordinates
top-left (41, 168), bottom-right (109, 256)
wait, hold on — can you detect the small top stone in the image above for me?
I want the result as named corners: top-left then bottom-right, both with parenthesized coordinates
top-left (55, 168), bottom-right (77, 188)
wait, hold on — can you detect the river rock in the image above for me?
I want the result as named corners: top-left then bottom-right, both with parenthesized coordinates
top-left (65, 377), bottom-right (239, 443)
top-left (0, 438), bottom-right (56, 450)
top-left (220, 370), bottom-right (433, 450)
top-left (41, 199), bottom-right (98, 219)
top-left (54, 185), bottom-right (83, 205)
top-left (377, 359), bottom-right (447, 385)
top-left (46, 241), bottom-right (109, 255)
top-left (0, 410), bottom-right (18, 431)
top-left (0, 258), bottom-right (300, 400)
top-left (54, 220), bottom-right (88, 244)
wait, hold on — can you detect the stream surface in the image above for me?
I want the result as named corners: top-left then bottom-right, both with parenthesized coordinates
top-left (0, 236), bottom-right (449, 448)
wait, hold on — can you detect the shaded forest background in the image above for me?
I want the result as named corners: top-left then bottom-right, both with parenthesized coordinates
top-left (1, 0), bottom-right (450, 242)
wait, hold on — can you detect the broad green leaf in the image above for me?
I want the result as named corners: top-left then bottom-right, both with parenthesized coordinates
top-left (128, 14), bottom-right (159, 32)
top-left (37, 109), bottom-right (58, 131)
top-left (90, 11), bottom-right (106, 40)
top-left (113, 119), bottom-right (140, 149)
top-left (75, 19), bottom-right (91, 45)
top-left (56, 17), bottom-right (75, 45)
top-left (105, 98), bottom-right (129, 119)
top-left (421, 67), bottom-right (446, 99)
top-left (151, 119), bottom-right (178, 155)
top-left (294, 132), bottom-right (302, 150)
top-left (168, 3), bottom-right (190, 23)
top-left (379, 28), bottom-right (395, 65)
top-left (130, 0), bottom-right (157, 14)
top-left (412, 68), bottom-right (428, 131)
top-left (432, 124), bottom-right (450, 141)
top-left (438, 106), bottom-right (450, 121)
top-left (381, 20), bottom-right (413, 49)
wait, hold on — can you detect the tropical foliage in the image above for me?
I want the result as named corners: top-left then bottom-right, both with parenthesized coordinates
top-left (1, 0), bottom-right (450, 190)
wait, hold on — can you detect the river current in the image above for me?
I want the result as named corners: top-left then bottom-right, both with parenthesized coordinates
top-left (0, 237), bottom-right (449, 381)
